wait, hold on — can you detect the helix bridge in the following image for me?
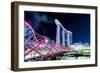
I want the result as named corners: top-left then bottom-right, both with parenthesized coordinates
top-left (24, 21), bottom-right (73, 62)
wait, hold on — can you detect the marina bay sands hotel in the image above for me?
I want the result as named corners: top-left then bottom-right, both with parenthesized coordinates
top-left (54, 19), bottom-right (72, 47)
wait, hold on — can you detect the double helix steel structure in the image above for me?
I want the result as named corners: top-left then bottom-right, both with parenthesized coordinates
top-left (24, 19), bottom-right (73, 62)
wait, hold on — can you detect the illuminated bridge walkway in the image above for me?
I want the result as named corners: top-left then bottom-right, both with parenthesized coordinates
top-left (24, 19), bottom-right (88, 61)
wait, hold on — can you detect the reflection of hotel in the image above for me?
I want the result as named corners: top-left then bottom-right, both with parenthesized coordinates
top-left (55, 19), bottom-right (72, 47)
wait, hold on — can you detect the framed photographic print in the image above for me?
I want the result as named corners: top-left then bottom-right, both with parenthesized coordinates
top-left (11, 1), bottom-right (97, 71)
